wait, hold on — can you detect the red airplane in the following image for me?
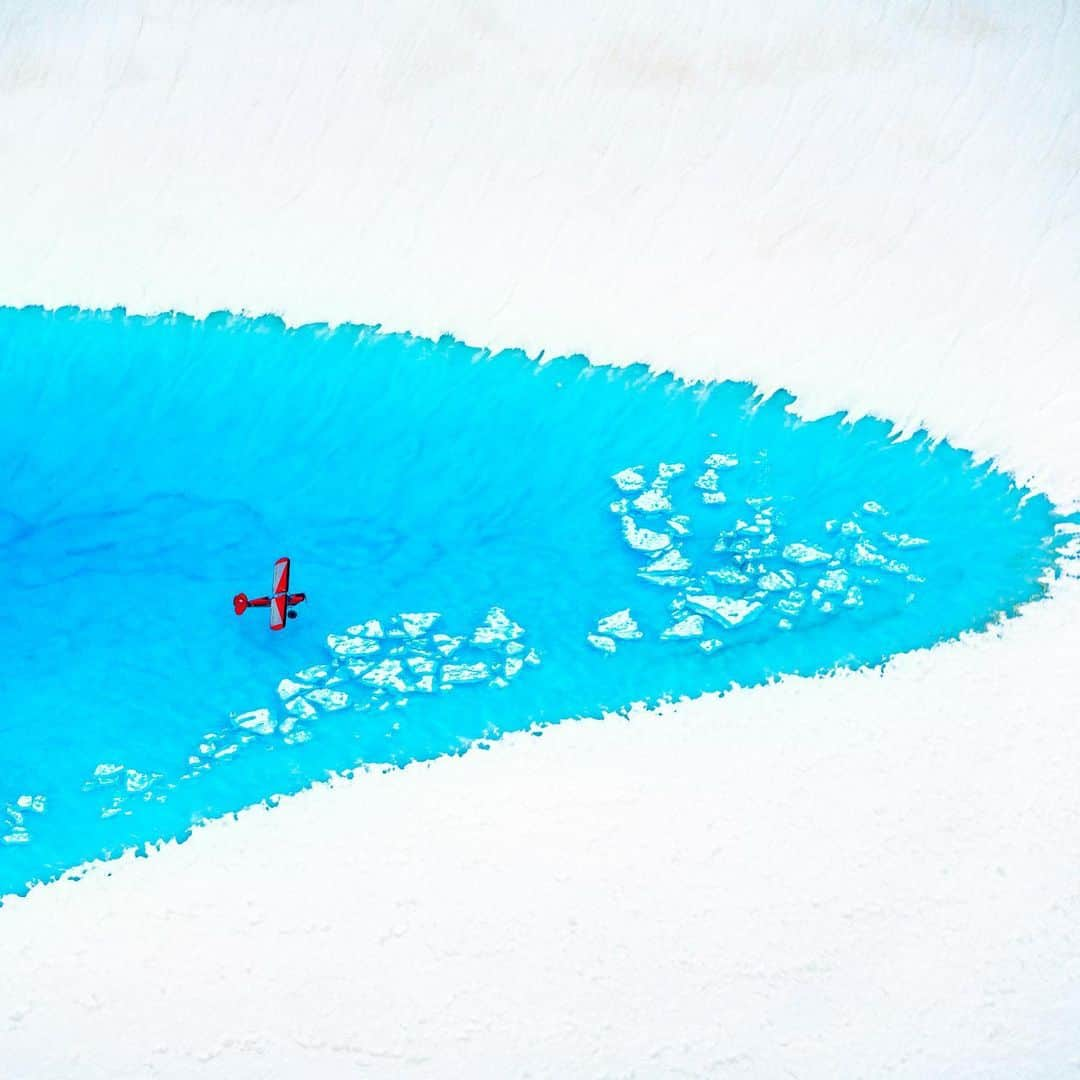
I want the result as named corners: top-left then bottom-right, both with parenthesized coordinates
top-left (234, 557), bottom-right (306, 631)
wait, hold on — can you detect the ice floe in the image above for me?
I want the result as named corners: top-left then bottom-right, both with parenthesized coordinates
top-left (621, 516), bottom-right (671, 553)
top-left (2, 795), bottom-right (46, 846)
top-left (662, 614), bottom-right (705, 639)
top-left (782, 542), bottom-right (831, 565)
top-left (612, 467), bottom-right (646, 491)
top-left (686, 593), bottom-right (763, 627)
top-left (234, 608), bottom-right (541, 747)
top-left (603, 459), bottom-right (931, 648)
top-left (597, 609), bottom-right (642, 640)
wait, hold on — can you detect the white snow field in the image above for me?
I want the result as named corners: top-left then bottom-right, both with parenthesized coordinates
top-left (2, 2), bottom-right (1079, 1076)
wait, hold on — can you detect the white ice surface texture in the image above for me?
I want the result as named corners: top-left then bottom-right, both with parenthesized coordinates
top-left (2, 2), bottom-right (1080, 1077)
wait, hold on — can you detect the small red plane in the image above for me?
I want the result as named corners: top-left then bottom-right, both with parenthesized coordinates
top-left (233, 557), bottom-right (307, 631)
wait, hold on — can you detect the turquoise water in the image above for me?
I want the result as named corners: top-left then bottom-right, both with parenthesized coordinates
top-left (0, 306), bottom-right (1070, 899)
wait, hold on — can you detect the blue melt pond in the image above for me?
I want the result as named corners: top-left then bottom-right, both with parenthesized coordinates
top-left (0, 306), bottom-right (1069, 898)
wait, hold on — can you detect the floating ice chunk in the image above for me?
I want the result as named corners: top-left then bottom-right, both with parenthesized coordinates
top-left (775, 591), bottom-right (805, 615)
top-left (778, 618), bottom-right (792, 630)
top-left (282, 695), bottom-right (315, 721)
top-left (783, 542), bottom-right (831, 565)
top-left (851, 541), bottom-right (888, 567)
top-left (362, 660), bottom-right (407, 692)
top-left (658, 462), bottom-right (685, 480)
top-left (233, 708), bottom-right (275, 735)
top-left (739, 520), bottom-right (771, 538)
top-left (277, 678), bottom-right (308, 702)
top-left (93, 763), bottom-right (124, 783)
top-left (609, 498), bottom-right (628, 514)
top-left (295, 665), bottom-right (330, 683)
top-left (667, 515), bottom-right (692, 536)
top-left (345, 619), bottom-right (383, 638)
top-left (328, 634), bottom-right (381, 657)
top-left (415, 675), bottom-right (435, 693)
top-left (612, 467), bottom-right (646, 491)
top-left (882, 531), bottom-right (929, 548)
top-left (432, 633), bottom-right (463, 656)
top-left (862, 501), bottom-right (888, 515)
top-left (407, 657), bottom-right (436, 675)
top-left (698, 639), bottom-right (723, 653)
top-left (442, 662), bottom-right (490, 684)
top-left (597, 609), bottom-right (642, 640)
top-left (400, 612), bottom-right (439, 637)
top-left (662, 615), bottom-right (705, 639)
top-left (15, 795), bottom-right (45, 812)
top-left (758, 569), bottom-right (797, 592)
top-left (505, 656), bottom-right (524, 677)
top-left (306, 688), bottom-right (350, 710)
top-left (523, 649), bottom-right (541, 666)
top-left (214, 744), bottom-right (238, 759)
top-left (588, 634), bottom-right (617, 653)
top-left (639, 572), bottom-right (690, 588)
top-left (843, 586), bottom-right (864, 608)
top-left (633, 489), bottom-right (671, 513)
top-left (702, 492), bottom-right (726, 505)
top-left (728, 538), bottom-right (762, 557)
top-left (639, 548), bottom-right (691, 586)
top-left (707, 567), bottom-right (750, 585)
top-left (695, 469), bottom-right (722, 493)
top-left (472, 607), bottom-right (525, 645)
top-left (125, 770), bottom-right (156, 793)
top-left (2, 827), bottom-right (29, 844)
top-left (621, 516), bottom-right (670, 553)
top-left (840, 520), bottom-right (863, 536)
top-left (706, 453), bottom-right (738, 468)
top-left (685, 594), bottom-right (763, 627)
top-left (817, 568), bottom-right (849, 593)
top-left (643, 549), bottom-right (690, 574)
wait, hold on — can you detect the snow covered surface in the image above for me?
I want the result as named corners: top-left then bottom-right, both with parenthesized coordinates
top-left (1, 2), bottom-right (1079, 1076)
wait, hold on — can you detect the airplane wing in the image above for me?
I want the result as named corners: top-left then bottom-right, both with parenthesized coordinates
top-left (270, 557), bottom-right (291, 630)
top-left (273, 557), bottom-right (291, 596)
top-left (269, 594), bottom-right (288, 631)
